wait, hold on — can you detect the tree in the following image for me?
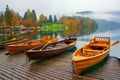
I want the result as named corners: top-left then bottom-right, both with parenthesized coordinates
top-left (23, 12), bottom-right (27, 20)
top-left (48, 15), bottom-right (53, 23)
top-left (4, 5), bottom-right (12, 27)
top-left (30, 10), bottom-right (37, 27)
top-left (11, 10), bottom-right (19, 27)
top-left (54, 15), bottom-right (57, 23)
top-left (23, 9), bottom-right (37, 27)
top-left (23, 9), bottom-right (31, 20)
top-left (3, 5), bottom-right (23, 28)
top-left (87, 19), bottom-right (93, 33)
top-left (39, 14), bottom-right (46, 24)
top-left (0, 12), bottom-right (4, 26)
top-left (17, 13), bottom-right (22, 25)
top-left (63, 18), bottom-right (70, 26)
top-left (58, 15), bottom-right (66, 24)
top-left (22, 17), bottom-right (34, 27)
top-left (63, 18), bottom-right (79, 27)
top-left (32, 10), bottom-right (37, 21)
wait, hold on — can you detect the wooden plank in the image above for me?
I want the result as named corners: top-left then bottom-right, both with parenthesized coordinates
top-left (0, 64), bottom-right (43, 80)
top-left (3, 58), bottom-right (72, 79)
top-left (23, 63), bottom-right (72, 80)
top-left (0, 60), bottom-right (58, 80)
top-left (72, 74), bottom-right (99, 80)
top-left (1, 58), bottom-right (71, 78)
top-left (0, 73), bottom-right (12, 80)
top-left (0, 68), bottom-right (21, 80)
top-left (0, 60), bottom-right (37, 79)
top-left (0, 49), bottom-right (120, 80)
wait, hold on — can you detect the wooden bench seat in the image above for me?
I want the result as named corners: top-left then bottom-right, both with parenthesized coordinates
top-left (90, 43), bottom-right (108, 48)
top-left (84, 49), bottom-right (102, 53)
top-left (89, 36), bottom-right (110, 48)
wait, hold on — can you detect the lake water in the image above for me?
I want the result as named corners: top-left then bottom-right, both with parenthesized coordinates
top-left (0, 12), bottom-right (120, 58)
top-left (77, 12), bottom-right (120, 58)
top-left (58, 12), bottom-right (120, 58)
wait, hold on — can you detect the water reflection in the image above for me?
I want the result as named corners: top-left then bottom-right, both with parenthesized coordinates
top-left (67, 46), bottom-right (77, 53)
top-left (1, 28), bottom-right (120, 43)
top-left (0, 25), bottom-right (120, 59)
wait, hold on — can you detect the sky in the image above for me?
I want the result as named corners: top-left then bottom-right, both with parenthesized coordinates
top-left (0, 0), bottom-right (120, 18)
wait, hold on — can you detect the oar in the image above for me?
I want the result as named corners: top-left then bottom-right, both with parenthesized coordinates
top-left (39, 41), bottom-right (52, 51)
top-left (82, 39), bottom-right (86, 56)
top-left (111, 40), bottom-right (119, 46)
top-left (102, 40), bottom-right (119, 51)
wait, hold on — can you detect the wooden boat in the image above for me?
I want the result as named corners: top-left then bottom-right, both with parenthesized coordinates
top-left (6, 36), bottom-right (58, 55)
top-left (26, 37), bottom-right (77, 61)
top-left (72, 36), bottom-right (119, 75)
top-left (0, 38), bottom-right (28, 49)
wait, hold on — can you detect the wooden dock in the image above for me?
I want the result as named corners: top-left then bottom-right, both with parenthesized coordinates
top-left (0, 49), bottom-right (120, 80)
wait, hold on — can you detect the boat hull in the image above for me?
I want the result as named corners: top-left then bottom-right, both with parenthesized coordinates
top-left (26, 44), bottom-right (75, 60)
top-left (73, 48), bottom-right (110, 75)
top-left (6, 36), bottom-right (58, 55)
top-left (0, 38), bottom-right (27, 49)
top-left (72, 36), bottom-right (111, 75)
top-left (26, 38), bottom-right (77, 60)
top-left (6, 43), bottom-right (45, 54)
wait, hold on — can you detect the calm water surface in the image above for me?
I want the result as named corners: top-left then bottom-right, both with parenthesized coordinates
top-left (0, 13), bottom-right (120, 58)
top-left (1, 30), bottom-right (119, 58)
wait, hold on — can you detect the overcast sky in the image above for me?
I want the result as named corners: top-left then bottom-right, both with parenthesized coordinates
top-left (0, 0), bottom-right (120, 17)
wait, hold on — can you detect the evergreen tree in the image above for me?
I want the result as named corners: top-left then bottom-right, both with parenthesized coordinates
top-left (30, 12), bottom-right (34, 20)
top-left (32, 10), bottom-right (37, 21)
top-left (23, 9), bottom-right (37, 27)
top-left (16, 13), bottom-right (22, 25)
top-left (5, 5), bottom-right (13, 27)
top-left (0, 12), bottom-right (4, 26)
top-left (48, 15), bottom-right (53, 23)
top-left (23, 12), bottom-right (27, 20)
top-left (23, 9), bottom-right (30, 20)
top-left (54, 15), bottom-right (57, 23)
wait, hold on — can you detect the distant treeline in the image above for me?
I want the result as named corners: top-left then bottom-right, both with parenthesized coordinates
top-left (0, 5), bottom-right (58, 28)
top-left (59, 16), bottom-right (98, 36)
top-left (0, 5), bottom-right (98, 36)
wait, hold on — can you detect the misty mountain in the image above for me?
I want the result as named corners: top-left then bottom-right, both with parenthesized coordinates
top-left (76, 11), bottom-right (93, 15)
top-left (95, 19), bottom-right (120, 32)
top-left (105, 11), bottom-right (120, 16)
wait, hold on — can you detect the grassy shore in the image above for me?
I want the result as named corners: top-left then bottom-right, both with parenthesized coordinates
top-left (41, 23), bottom-right (63, 32)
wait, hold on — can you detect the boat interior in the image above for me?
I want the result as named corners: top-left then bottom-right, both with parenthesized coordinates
top-left (32, 40), bottom-right (75, 51)
top-left (73, 37), bottom-right (110, 59)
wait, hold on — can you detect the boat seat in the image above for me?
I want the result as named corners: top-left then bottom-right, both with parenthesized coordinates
top-left (84, 49), bottom-right (102, 53)
top-left (89, 37), bottom-right (110, 48)
top-left (90, 43), bottom-right (108, 48)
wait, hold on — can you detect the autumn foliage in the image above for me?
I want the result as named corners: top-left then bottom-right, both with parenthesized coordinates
top-left (59, 16), bottom-right (98, 36)
top-left (63, 19), bottom-right (79, 27)
top-left (22, 17), bottom-right (35, 27)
